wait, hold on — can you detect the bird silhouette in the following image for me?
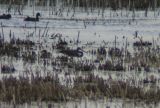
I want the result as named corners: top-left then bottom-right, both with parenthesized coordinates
top-left (24, 13), bottom-right (41, 22)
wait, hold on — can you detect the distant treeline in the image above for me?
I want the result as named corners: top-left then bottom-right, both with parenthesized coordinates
top-left (67, 0), bottom-right (160, 10)
top-left (0, 0), bottom-right (160, 10)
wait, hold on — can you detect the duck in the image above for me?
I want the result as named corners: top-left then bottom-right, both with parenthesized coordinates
top-left (24, 13), bottom-right (41, 22)
top-left (0, 14), bottom-right (11, 19)
top-left (60, 47), bottom-right (83, 57)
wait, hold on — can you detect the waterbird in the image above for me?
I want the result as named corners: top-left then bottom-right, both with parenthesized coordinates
top-left (0, 14), bottom-right (11, 19)
top-left (24, 13), bottom-right (41, 22)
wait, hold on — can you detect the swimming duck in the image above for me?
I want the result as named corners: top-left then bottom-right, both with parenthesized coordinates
top-left (24, 13), bottom-right (41, 22)
top-left (0, 14), bottom-right (11, 19)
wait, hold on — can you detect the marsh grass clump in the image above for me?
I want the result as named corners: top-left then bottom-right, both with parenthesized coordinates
top-left (75, 63), bottom-right (95, 72)
top-left (0, 75), bottom-right (69, 104)
top-left (0, 42), bottom-right (20, 57)
top-left (72, 74), bottom-right (160, 102)
top-left (0, 74), bottom-right (160, 103)
top-left (22, 51), bottom-right (37, 63)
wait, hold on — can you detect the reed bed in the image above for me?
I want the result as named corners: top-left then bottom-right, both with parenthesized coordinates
top-left (0, 75), bottom-right (69, 104)
top-left (0, 19), bottom-right (159, 105)
top-left (0, 74), bottom-right (159, 104)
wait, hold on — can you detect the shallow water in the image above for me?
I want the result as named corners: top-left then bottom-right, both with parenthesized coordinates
top-left (0, 99), bottom-right (159, 108)
top-left (0, 5), bottom-right (160, 107)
